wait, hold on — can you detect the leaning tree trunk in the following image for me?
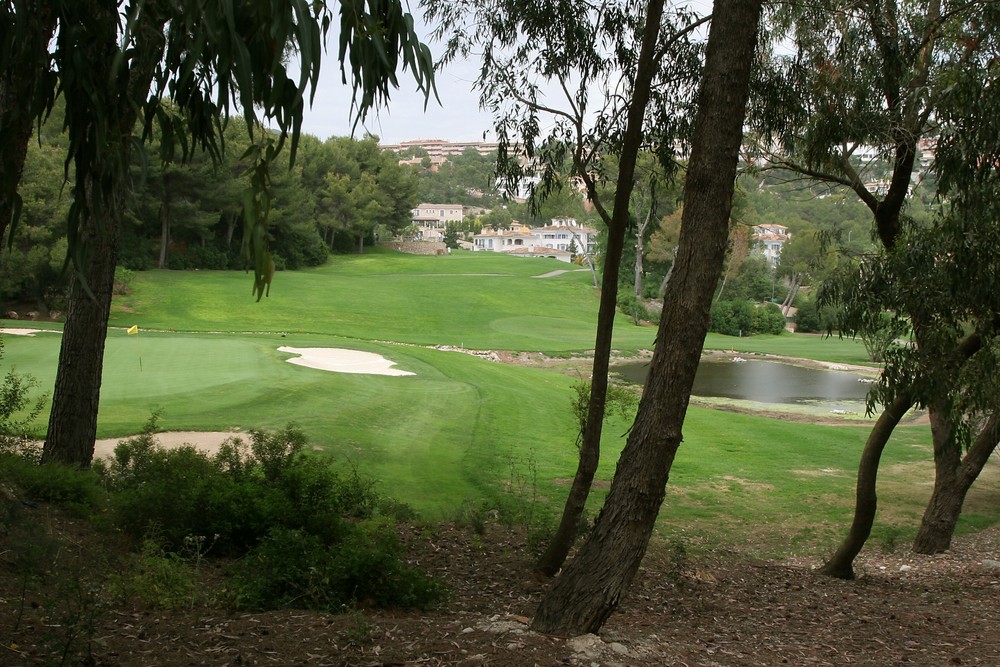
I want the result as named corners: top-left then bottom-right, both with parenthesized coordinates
top-left (535, 209), bottom-right (627, 576)
top-left (534, 0), bottom-right (665, 578)
top-left (634, 203), bottom-right (652, 299)
top-left (819, 392), bottom-right (914, 579)
top-left (913, 412), bottom-right (1000, 554)
top-left (531, 0), bottom-right (762, 635)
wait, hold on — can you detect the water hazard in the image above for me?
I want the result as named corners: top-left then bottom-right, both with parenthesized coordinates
top-left (613, 358), bottom-right (873, 405)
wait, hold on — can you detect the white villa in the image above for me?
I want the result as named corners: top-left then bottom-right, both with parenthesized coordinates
top-left (410, 203), bottom-right (464, 241)
top-left (752, 223), bottom-right (791, 266)
top-left (473, 218), bottom-right (597, 262)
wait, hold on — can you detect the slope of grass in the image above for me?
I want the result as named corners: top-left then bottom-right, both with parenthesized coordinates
top-left (703, 332), bottom-right (874, 366)
top-left (4, 249), bottom-right (991, 554)
top-left (112, 250), bottom-right (644, 354)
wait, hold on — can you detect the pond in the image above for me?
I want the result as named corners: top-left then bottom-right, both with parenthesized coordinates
top-left (613, 358), bottom-right (874, 406)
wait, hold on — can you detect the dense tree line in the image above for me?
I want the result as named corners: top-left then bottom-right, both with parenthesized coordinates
top-left (0, 123), bottom-right (422, 309)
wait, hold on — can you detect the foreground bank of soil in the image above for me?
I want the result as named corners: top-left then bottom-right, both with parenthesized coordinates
top-left (3, 500), bottom-right (999, 666)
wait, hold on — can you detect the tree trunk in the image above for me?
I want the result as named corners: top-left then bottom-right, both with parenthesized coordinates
top-left (531, 0), bottom-right (762, 634)
top-left (534, 0), bottom-right (665, 578)
top-left (358, 234), bottom-right (364, 253)
top-left (634, 212), bottom-right (648, 299)
top-left (41, 1), bottom-right (165, 468)
top-left (781, 272), bottom-right (800, 311)
top-left (819, 392), bottom-right (914, 579)
top-left (0, 1), bottom-right (56, 243)
top-left (158, 200), bottom-right (170, 268)
top-left (535, 217), bottom-right (627, 577)
top-left (657, 246), bottom-right (678, 296)
top-left (913, 412), bottom-right (1000, 554)
top-left (41, 198), bottom-right (121, 466)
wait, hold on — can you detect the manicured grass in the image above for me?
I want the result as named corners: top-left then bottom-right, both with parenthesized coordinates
top-left (3, 330), bottom-right (587, 515)
top-left (111, 250), bottom-right (647, 354)
top-left (3, 249), bottom-right (992, 554)
top-left (113, 249), bottom-right (872, 361)
top-left (703, 331), bottom-right (875, 366)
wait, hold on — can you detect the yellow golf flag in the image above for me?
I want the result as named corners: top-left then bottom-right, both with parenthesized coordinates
top-left (127, 325), bottom-right (138, 335)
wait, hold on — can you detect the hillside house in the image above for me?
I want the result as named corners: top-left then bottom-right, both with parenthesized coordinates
top-left (472, 218), bottom-right (597, 262)
top-left (410, 203), bottom-right (464, 241)
top-left (752, 223), bottom-right (791, 266)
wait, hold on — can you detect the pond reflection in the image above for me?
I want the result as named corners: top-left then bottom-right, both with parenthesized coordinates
top-left (613, 359), bottom-right (873, 405)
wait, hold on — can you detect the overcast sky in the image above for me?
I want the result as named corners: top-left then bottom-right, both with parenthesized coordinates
top-left (298, 1), bottom-right (713, 144)
top-left (297, 15), bottom-right (495, 144)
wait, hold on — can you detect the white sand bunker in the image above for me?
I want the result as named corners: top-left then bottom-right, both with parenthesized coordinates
top-left (277, 346), bottom-right (414, 376)
top-left (93, 431), bottom-right (246, 460)
top-left (0, 328), bottom-right (59, 336)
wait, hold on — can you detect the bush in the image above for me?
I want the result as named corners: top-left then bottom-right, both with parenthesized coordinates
top-left (113, 267), bottom-right (135, 295)
top-left (616, 290), bottom-right (649, 324)
top-left (709, 299), bottom-right (754, 336)
top-left (0, 338), bottom-right (47, 456)
top-left (99, 424), bottom-right (440, 612)
top-left (112, 538), bottom-right (198, 610)
top-left (103, 426), bottom-right (384, 551)
top-left (229, 522), bottom-right (443, 612)
top-left (794, 293), bottom-right (839, 333)
top-left (752, 302), bottom-right (787, 335)
top-left (0, 454), bottom-right (104, 513)
top-left (711, 300), bottom-right (786, 336)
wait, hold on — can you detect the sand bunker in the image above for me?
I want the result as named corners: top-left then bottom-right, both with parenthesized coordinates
top-left (0, 328), bottom-right (58, 336)
top-left (277, 346), bottom-right (414, 376)
top-left (93, 431), bottom-right (246, 460)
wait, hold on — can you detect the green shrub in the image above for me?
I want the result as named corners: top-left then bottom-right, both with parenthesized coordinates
top-left (101, 424), bottom-right (440, 612)
top-left (112, 538), bottom-right (198, 610)
top-left (711, 300), bottom-right (786, 336)
top-left (0, 454), bottom-right (104, 513)
top-left (709, 299), bottom-right (754, 336)
top-left (616, 290), bottom-right (649, 325)
top-left (794, 291), bottom-right (844, 334)
top-left (751, 302), bottom-right (787, 335)
top-left (103, 426), bottom-right (386, 553)
top-left (0, 337), bottom-right (46, 458)
top-left (229, 522), bottom-right (443, 612)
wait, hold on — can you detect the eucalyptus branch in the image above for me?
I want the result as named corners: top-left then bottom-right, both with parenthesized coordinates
top-left (558, 74), bottom-right (582, 121)
top-left (652, 13), bottom-right (711, 65)
top-left (502, 79), bottom-right (579, 126)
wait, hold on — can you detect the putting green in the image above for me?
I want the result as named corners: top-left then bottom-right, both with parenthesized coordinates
top-left (2, 329), bottom-right (587, 515)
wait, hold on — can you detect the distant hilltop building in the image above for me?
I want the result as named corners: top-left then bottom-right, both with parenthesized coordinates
top-left (752, 223), bottom-right (790, 267)
top-left (381, 139), bottom-right (499, 158)
top-left (473, 218), bottom-right (597, 263)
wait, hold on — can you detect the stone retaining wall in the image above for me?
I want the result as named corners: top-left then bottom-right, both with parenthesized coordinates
top-left (380, 241), bottom-right (448, 255)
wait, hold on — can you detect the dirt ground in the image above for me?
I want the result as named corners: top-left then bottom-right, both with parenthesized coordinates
top-left (3, 499), bottom-right (1000, 667)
